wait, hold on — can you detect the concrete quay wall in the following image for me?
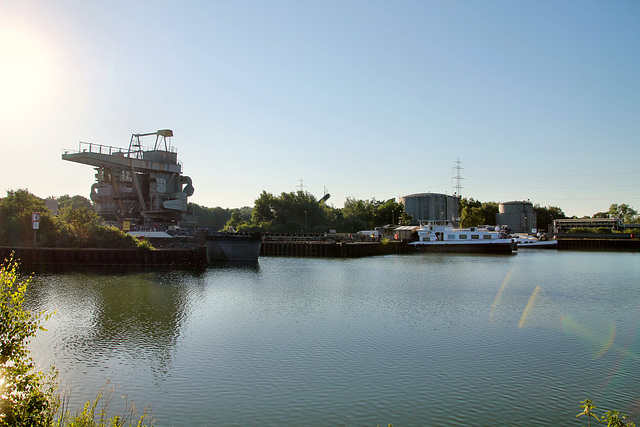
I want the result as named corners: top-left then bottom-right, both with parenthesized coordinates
top-left (557, 238), bottom-right (640, 251)
top-left (0, 246), bottom-right (208, 268)
top-left (260, 240), bottom-right (406, 257)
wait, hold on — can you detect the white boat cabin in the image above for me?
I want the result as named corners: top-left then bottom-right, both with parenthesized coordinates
top-left (416, 221), bottom-right (509, 243)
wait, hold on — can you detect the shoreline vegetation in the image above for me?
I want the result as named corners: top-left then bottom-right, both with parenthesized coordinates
top-left (0, 190), bottom-right (152, 250)
top-left (1, 189), bottom-right (639, 247)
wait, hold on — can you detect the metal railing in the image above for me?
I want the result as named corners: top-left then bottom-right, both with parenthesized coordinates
top-left (62, 141), bottom-right (178, 157)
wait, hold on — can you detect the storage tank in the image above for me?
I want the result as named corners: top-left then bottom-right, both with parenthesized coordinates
top-left (400, 193), bottom-right (459, 224)
top-left (496, 201), bottom-right (536, 233)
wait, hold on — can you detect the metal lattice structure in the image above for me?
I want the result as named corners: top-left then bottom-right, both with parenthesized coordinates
top-left (62, 129), bottom-right (194, 227)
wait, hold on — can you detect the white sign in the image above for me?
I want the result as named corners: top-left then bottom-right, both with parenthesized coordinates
top-left (32, 212), bottom-right (41, 229)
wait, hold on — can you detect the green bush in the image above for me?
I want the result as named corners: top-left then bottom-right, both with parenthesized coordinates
top-left (577, 399), bottom-right (635, 426)
top-left (0, 190), bottom-right (153, 250)
top-left (0, 255), bottom-right (58, 426)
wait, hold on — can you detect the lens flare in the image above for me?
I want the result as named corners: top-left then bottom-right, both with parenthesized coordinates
top-left (561, 315), bottom-right (639, 361)
top-left (518, 285), bottom-right (541, 328)
top-left (489, 266), bottom-right (516, 320)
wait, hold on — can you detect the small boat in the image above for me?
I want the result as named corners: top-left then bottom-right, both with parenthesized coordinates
top-left (408, 221), bottom-right (517, 254)
top-left (512, 234), bottom-right (558, 249)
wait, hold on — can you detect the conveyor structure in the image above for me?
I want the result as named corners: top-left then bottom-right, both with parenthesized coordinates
top-left (62, 129), bottom-right (194, 226)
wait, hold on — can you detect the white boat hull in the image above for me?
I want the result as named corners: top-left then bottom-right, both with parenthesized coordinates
top-left (515, 240), bottom-right (558, 249)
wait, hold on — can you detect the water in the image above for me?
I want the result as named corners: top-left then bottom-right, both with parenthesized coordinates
top-left (26, 251), bottom-right (640, 426)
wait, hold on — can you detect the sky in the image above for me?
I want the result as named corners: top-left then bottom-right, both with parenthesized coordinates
top-left (1, 0), bottom-right (639, 218)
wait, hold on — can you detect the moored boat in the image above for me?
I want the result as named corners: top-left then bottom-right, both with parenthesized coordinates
top-left (408, 221), bottom-right (517, 254)
top-left (512, 234), bottom-right (558, 249)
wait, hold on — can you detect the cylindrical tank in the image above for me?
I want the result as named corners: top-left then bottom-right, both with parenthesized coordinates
top-left (400, 193), bottom-right (459, 224)
top-left (497, 201), bottom-right (537, 233)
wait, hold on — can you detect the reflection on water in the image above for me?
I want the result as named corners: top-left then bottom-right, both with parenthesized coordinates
top-left (26, 252), bottom-right (640, 426)
top-left (27, 269), bottom-right (208, 402)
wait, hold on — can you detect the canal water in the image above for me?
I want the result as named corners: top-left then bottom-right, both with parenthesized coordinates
top-left (26, 251), bottom-right (640, 426)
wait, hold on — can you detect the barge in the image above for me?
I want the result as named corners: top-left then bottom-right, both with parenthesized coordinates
top-left (408, 221), bottom-right (517, 254)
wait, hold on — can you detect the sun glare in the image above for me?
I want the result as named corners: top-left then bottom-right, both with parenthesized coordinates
top-left (0, 28), bottom-right (52, 117)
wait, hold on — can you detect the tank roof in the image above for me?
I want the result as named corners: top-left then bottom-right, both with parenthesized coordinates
top-left (402, 192), bottom-right (455, 198)
top-left (500, 200), bottom-right (533, 205)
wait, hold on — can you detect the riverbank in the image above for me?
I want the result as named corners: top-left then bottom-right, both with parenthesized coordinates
top-left (0, 246), bottom-right (208, 269)
top-left (556, 237), bottom-right (640, 251)
top-left (2, 236), bottom-right (638, 269)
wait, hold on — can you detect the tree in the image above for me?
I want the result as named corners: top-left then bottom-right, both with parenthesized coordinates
top-left (0, 189), bottom-right (57, 247)
top-left (251, 191), bottom-right (276, 224)
top-left (57, 194), bottom-right (92, 211)
top-left (248, 191), bottom-right (331, 233)
top-left (459, 198), bottom-right (497, 228)
top-left (607, 204), bottom-right (639, 224)
top-left (222, 211), bottom-right (244, 232)
top-left (534, 205), bottom-right (566, 233)
top-left (372, 199), bottom-right (407, 227)
top-left (188, 203), bottom-right (232, 230)
top-left (0, 189), bottom-right (151, 249)
top-left (55, 205), bottom-right (101, 247)
top-left (342, 197), bottom-right (380, 230)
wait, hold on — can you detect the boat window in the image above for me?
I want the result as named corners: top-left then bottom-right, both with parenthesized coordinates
top-left (483, 235), bottom-right (492, 240)
top-left (458, 234), bottom-right (467, 239)
top-left (471, 235), bottom-right (480, 240)
top-left (447, 235), bottom-right (455, 240)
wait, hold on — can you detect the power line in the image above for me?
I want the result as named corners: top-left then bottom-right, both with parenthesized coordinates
top-left (467, 171), bottom-right (640, 178)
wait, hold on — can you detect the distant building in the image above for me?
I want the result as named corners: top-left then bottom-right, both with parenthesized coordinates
top-left (553, 218), bottom-right (620, 233)
top-left (45, 199), bottom-right (58, 216)
top-left (496, 201), bottom-right (536, 234)
top-left (400, 193), bottom-right (459, 224)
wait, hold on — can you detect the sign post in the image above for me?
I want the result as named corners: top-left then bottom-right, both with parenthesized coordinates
top-left (32, 213), bottom-right (40, 248)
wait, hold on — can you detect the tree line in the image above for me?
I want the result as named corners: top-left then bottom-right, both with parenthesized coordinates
top-left (191, 191), bottom-right (412, 234)
top-left (1, 189), bottom-right (638, 247)
top-left (0, 189), bottom-right (150, 249)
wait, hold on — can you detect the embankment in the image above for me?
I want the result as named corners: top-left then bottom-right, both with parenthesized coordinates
top-left (0, 246), bottom-right (208, 269)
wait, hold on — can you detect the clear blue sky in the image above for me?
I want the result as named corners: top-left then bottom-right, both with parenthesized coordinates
top-left (1, 0), bottom-right (639, 217)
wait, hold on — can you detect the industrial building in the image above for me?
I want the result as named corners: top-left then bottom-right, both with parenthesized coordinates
top-left (62, 130), bottom-right (194, 228)
top-left (400, 193), bottom-right (459, 224)
top-left (553, 218), bottom-right (620, 233)
top-left (496, 201), bottom-right (537, 234)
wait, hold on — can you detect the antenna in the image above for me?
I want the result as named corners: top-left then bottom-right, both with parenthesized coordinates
top-left (451, 158), bottom-right (464, 197)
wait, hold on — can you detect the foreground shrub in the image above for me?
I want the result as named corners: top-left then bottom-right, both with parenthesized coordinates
top-left (55, 383), bottom-right (153, 427)
top-left (0, 255), bottom-right (58, 426)
top-left (577, 399), bottom-right (636, 426)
